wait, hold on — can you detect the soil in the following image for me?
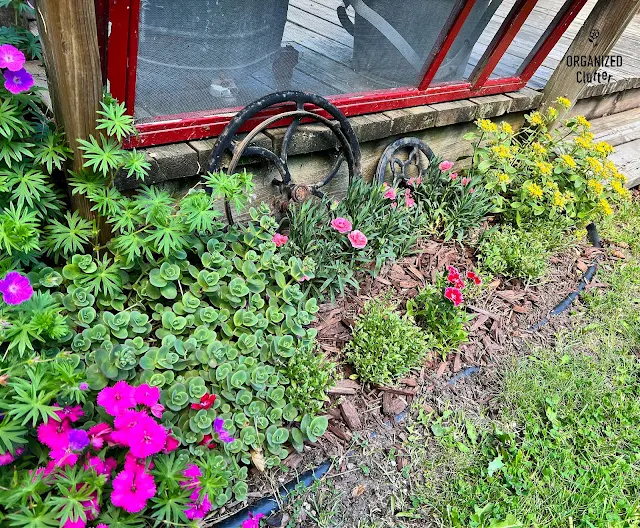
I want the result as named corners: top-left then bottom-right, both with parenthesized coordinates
top-left (207, 230), bottom-right (623, 528)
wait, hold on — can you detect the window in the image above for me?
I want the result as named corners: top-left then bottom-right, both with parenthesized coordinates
top-left (100, 0), bottom-right (590, 147)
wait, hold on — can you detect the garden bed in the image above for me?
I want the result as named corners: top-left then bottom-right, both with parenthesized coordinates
top-left (208, 214), bottom-right (633, 527)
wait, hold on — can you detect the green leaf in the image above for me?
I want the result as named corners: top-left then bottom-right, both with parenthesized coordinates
top-left (487, 456), bottom-right (504, 476)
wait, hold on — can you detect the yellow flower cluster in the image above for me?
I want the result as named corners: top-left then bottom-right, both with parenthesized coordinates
top-left (529, 112), bottom-right (545, 126)
top-left (535, 161), bottom-right (553, 176)
top-left (588, 179), bottom-right (604, 194)
top-left (559, 154), bottom-right (577, 168)
top-left (477, 119), bottom-right (497, 132)
top-left (553, 191), bottom-right (567, 208)
top-left (574, 228), bottom-right (588, 240)
top-left (548, 107), bottom-right (558, 120)
top-left (556, 97), bottom-right (571, 109)
top-left (600, 198), bottom-right (613, 216)
top-left (501, 122), bottom-right (514, 135)
top-left (491, 145), bottom-right (512, 159)
top-left (531, 142), bottom-right (547, 156)
top-left (497, 173), bottom-right (511, 183)
top-left (611, 179), bottom-right (631, 197)
top-left (575, 115), bottom-right (591, 129)
top-left (586, 156), bottom-right (604, 174)
top-left (526, 182), bottom-right (544, 199)
top-left (574, 136), bottom-right (592, 149)
top-left (594, 141), bottom-right (614, 156)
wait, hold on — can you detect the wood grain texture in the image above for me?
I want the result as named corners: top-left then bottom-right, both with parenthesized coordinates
top-left (36, 0), bottom-right (102, 222)
top-left (539, 0), bottom-right (640, 110)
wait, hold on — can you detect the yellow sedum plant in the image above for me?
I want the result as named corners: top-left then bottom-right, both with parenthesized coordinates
top-left (463, 98), bottom-right (630, 226)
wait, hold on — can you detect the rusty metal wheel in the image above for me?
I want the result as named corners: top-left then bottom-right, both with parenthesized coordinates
top-left (207, 91), bottom-right (362, 224)
top-left (375, 137), bottom-right (435, 185)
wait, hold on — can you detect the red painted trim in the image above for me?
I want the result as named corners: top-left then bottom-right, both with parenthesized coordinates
top-left (419, 0), bottom-right (478, 90)
top-left (100, 0), bottom-right (582, 148)
top-left (125, 0), bottom-right (141, 113)
top-left (470, 0), bottom-right (538, 89)
top-left (106, 0), bottom-right (132, 104)
top-left (126, 78), bottom-right (526, 147)
top-left (94, 0), bottom-right (109, 82)
top-left (518, 0), bottom-right (590, 82)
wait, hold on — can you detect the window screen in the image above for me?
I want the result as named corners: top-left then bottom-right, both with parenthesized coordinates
top-left (134, 0), bottom-right (464, 121)
top-left (431, 0), bottom-right (516, 83)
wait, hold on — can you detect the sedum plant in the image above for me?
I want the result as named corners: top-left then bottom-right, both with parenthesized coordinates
top-left (344, 297), bottom-right (434, 386)
top-left (463, 99), bottom-right (630, 227)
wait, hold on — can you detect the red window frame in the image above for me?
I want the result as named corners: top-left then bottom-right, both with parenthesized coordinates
top-left (98, 0), bottom-right (588, 148)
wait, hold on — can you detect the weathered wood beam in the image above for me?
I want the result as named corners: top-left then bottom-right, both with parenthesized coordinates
top-left (540, 0), bottom-right (640, 110)
top-left (36, 0), bottom-right (103, 225)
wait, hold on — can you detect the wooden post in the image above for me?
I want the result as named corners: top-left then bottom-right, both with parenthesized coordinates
top-left (36, 0), bottom-right (103, 223)
top-left (539, 0), bottom-right (640, 110)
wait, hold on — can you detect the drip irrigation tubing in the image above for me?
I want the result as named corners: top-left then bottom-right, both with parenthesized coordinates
top-left (212, 461), bottom-right (332, 528)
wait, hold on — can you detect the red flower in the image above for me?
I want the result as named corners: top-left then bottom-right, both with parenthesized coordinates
top-left (447, 265), bottom-right (461, 284)
top-left (191, 394), bottom-right (216, 410)
top-left (444, 287), bottom-right (464, 307)
top-left (467, 271), bottom-right (482, 285)
top-left (199, 434), bottom-right (217, 450)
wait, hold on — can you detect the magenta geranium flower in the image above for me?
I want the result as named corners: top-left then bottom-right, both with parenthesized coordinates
top-left (348, 230), bottom-right (368, 249)
top-left (97, 381), bottom-right (136, 417)
top-left (3, 68), bottom-right (34, 94)
top-left (439, 160), bottom-right (454, 172)
top-left (0, 44), bottom-right (25, 71)
top-left (272, 233), bottom-right (288, 247)
top-left (111, 468), bottom-right (156, 513)
top-left (242, 512), bottom-right (266, 528)
top-left (0, 271), bottom-right (33, 305)
top-left (444, 287), bottom-right (463, 307)
top-left (214, 417), bottom-right (235, 443)
top-left (331, 217), bottom-right (352, 233)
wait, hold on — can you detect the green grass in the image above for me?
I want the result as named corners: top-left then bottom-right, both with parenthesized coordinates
top-left (599, 198), bottom-right (640, 256)
top-left (403, 201), bottom-right (640, 528)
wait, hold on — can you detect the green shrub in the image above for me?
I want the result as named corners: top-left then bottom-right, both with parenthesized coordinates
top-left (281, 341), bottom-right (337, 417)
top-left (345, 298), bottom-right (433, 385)
top-left (407, 271), bottom-right (474, 358)
top-left (477, 225), bottom-right (551, 280)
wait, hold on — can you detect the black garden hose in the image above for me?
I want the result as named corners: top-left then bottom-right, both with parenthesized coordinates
top-left (212, 460), bottom-right (332, 528)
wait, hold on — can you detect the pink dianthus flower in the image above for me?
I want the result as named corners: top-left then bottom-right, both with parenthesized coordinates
top-left (128, 417), bottom-right (167, 458)
top-left (331, 217), bottom-right (352, 234)
top-left (439, 160), bottom-right (454, 172)
top-left (38, 418), bottom-right (71, 450)
top-left (185, 490), bottom-right (212, 520)
top-left (111, 468), bottom-right (156, 513)
top-left (348, 230), bottom-right (368, 249)
top-left (134, 383), bottom-right (160, 407)
top-left (272, 233), bottom-right (288, 247)
top-left (97, 381), bottom-right (136, 417)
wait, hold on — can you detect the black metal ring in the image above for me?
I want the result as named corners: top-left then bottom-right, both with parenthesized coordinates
top-left (375, 137), bottom-right (435, 185)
